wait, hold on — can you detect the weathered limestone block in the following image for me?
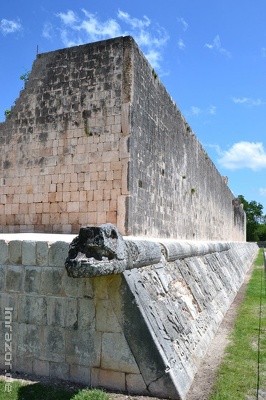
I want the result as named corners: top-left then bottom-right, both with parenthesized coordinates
top-left (40, 268), bottom-right (64, 295)
top-left (126, 374), bottom-right (149, 395)
top-left (24, 267), bottom-right (41, 293)
top-left (18, 294), bottom-right (47, 325)
top-left (6, 266), bottom-right (23, 292)
top-left (61, 270), bottom-right (90, 298)
top-left (91, 368), bottom-right (126, 392)
top-left (13, 356), bottom-right (33, 375)
top-left (96, 299), bottom-right (121, 333)
top-left (0, 265), bottom-right (5, 291)
top-left (41, 326), bottom-right (65, 362)
top-left (16, 323), bottom-right (41, 358)
top-left (49, 241), bottom-right (69, 267)
top-left (50, 362), bottom-right (70, 380)
top-left (0, 240), bottom-right (8, 264)
top-left (32, 359), bottom-right (50, 377)
top-left (36, 241), bottom-right (49, 266)
top-left (65, 329), bottom-right (101, 367)
top-left (22, 241), bottom-right (36, 266)
top-left (70, 364), bottom-right (91, 385)
top-left (78, 298), bottom-right (95, 329)
top-left (46, 297), bottom-right (78, 327)
top-left (8, 241), bottom-right (22, 264)
top-left (101, 332), bottom-right (140, 373)
top-left (0, 293), bottom-right (17, 319)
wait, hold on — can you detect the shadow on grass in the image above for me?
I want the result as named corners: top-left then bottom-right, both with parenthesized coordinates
top-left (17, 382), bottom-right (78, 400)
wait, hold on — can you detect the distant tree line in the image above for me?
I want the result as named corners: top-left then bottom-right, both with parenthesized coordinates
top-left (238, 195), bottom-right (266, 242)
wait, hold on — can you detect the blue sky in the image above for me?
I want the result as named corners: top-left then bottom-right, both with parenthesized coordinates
top-left (1, 0), bottom-right (266, 211)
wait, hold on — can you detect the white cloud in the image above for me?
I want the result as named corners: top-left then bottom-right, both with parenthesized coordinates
top-left (56, 10), bottom-right (78, 25)
top-left (144, 50), bottom-right (162, 70)
top-left (178, 17), bottom-right (188, 31)
top-left (208, 105), bottom-right (216, 115)
top-left (205, 35), bottom-right (231, 58)
top-left (232, 97), bottom-right (265, 107)
top-left (81, 9), bottom-right (121, 40)
top-left (261, 47), bottom-right (266, 58)
top-left (0, 19), bottom-right (22, 35)
top-left (56, 9), bottom-right (121, 44)
top-left (118, 14), bottom-right (168, 69)
top-left (218, 142), bottom-right (266, 170)
top-left (42, 23), bottom-right (54, 39)
top-left (117, 10), bottom-right (150, 29)
top-left (53, 9), bottom-right (168, 71)
top-left (259, 188), bottom-right (266, 197)
top-left (134, 30), bottom-right (150, 46)
top-left (204, 143), bottom-right (223, 154)
top-left (60, 29), bottom-right (82, 47)
top-left (178, 38), bottom-right (186, 50)
top-left (191, 106), bottom-right (201, 115)
top-left (185, 105), bottom-right (216, 117)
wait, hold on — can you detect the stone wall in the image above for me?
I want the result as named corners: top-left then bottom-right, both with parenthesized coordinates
top-left (127, 40), bottom-right (245, 240)
top-left (0, 235), bottom-right (142, 390)
top-left (0, 37), bottom-right (129, 233)
top-left (0, 233), bottom-right (258, 399)
top-left (0, 36), bottom-right (245, 241)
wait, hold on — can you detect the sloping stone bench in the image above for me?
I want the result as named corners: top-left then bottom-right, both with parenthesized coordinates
top-left (0, 226), bottom-right (258, 399)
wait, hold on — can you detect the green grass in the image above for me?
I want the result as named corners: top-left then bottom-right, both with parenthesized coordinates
top-left (0, 380), bottom-right (109, 400)
top-left (72, 389), bottom-right (110, 400)
top-left (254, 247), bottom-right (264, 267)
top-left (209, 248), bottom-right (266, 399)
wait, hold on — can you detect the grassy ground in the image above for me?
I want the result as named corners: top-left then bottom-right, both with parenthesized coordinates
top-left (209, 248), bottom-right (266, 400)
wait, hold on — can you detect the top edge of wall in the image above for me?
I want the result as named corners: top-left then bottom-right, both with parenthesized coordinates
top-left (0, 233), bottom-right (76, 243)
top-left (37, 35), bottom-right (134, 58)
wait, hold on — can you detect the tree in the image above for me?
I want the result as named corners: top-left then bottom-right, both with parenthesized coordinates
top-left (256, 224), bottom-right (266, 242)
top-left (238, 195), bottom-right (266, 241)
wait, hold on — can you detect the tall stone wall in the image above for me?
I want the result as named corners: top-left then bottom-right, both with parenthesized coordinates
top-left (127, 40), bottom-right (244, 240)
top-left (0, 38), bottom-right (129, 233)
top-left (0, 36), bottom-right (245, 241)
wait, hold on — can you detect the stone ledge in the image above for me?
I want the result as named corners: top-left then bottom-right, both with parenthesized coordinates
top-left (65, 224), bottom-right (239, 278)
top-left (0, 228), bottom-right (253, 273)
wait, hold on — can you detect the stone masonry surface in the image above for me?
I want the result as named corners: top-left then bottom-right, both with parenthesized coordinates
top-left (127, 40), bottom-right (245, 240)
top-left (0, 234), bottom-right (140, 391)
top-left (0, 233), bottom-right (258, 399)
top-left (0, 36), bottom-right (245, 240)
top-left (0, 37), bottom-right (129, 234)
